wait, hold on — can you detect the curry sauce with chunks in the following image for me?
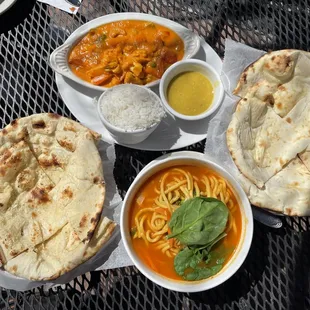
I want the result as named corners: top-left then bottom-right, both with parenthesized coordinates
top-left (68, 20), bottom-right (184, 87)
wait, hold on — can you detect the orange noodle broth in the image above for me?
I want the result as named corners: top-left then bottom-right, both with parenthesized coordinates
top-left (129, 165), bottom-right (242, 281)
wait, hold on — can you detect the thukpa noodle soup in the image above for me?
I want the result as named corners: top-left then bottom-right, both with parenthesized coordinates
top-left (129, 165), bottom-right (242, 281)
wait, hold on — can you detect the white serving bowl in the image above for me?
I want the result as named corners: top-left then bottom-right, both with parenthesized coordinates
top-left (49, 13), bottom-right (200, 92)
top-left (159, 59), bottom-right (224, 121)
top-left (120, 151), bottom-right (253, 292)
top-left (96, 84), bottom-right (164, 145)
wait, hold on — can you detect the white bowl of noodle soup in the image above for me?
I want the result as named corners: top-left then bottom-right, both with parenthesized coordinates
top-left (120, 151), bottom-right (253, 292)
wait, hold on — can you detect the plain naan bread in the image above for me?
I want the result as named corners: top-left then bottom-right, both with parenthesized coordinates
top-left (0, 113), bottom-right (114, 279)
top-left (4, 216), bottom-right (116, 280)
top-left (227, 93), bottom-right (310, 188)
top-left (234, 50), bottom-right (310, 102)
top-left (228, 49), bottom-right (310, 216)
top-left (238, 157), bottom-right (310, 216)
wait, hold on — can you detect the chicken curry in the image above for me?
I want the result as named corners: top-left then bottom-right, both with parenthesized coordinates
top-left (68, 20), bottom-right (184, 87)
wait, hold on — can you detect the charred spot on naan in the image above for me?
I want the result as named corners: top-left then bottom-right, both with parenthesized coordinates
top-left (48, 113), bottom-right (61, 119)
top-left (16, 168), bottom-right (36, 192)
top-left (84, 230), bottom-right (95, 243)
top-left (285, 117), bottom-right (292, 124)
top-left (79, 214), bottom-right (89, 228)
top-left (278, 84), bottom-right (286, 91)
top-left (10, 119), bottom-right (18, 128)
top-left (32, 120), bottom-right (46, 129)
top-left (0, 152), bottom-right (23, 177)
top-left (63, 123), bottom-right (77, 132)
top-left (264, 53), bottom-right (294, 79)
top-left (93, 176), bottom-right (100, 184)
top-left (57, 138), bottom-right (75, 152)
top-left (30, 187), bottom-right (51, 204)
top-left (62, 187), bottom-right (73, 199)
top-left (39, 154), bottom-right (63, 168)
top-left (88, 129), bottom-right (101, 141)
top-left (91, 210), bottom-right (102, 225)
top-left (263, 94), bottom-right (275, 106)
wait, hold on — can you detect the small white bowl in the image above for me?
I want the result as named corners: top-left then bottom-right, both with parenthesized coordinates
top-left (159, 59), bottom-right (224, 121)
top-left (96, 84), bottom-right (164, 145)
top-left (120, 151), bottom-right (253, 292)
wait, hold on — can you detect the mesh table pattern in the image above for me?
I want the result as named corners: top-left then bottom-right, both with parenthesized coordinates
top-left (0, 0), bottom-right (310, 309)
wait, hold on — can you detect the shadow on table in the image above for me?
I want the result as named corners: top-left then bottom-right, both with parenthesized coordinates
top-left (186, 221), bottom-right (273, 308)
top-left (281, 219), bottom-right (310, 310)
top-left (0, 0), bottom-right (37, 34)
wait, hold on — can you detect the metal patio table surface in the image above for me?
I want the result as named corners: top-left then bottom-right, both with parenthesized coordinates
top-left (0, 0), bottom-right (310, 309)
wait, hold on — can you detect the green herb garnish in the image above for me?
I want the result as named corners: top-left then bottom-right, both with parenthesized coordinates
top-left (168, 197), bottom-right (229, 281)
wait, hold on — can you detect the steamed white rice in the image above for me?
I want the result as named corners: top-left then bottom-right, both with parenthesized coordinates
top-left (100, 85), bottom-right (166, 131)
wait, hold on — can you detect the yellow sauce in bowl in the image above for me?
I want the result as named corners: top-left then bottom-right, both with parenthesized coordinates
top-left (167, 71), bottom-right (214, 116)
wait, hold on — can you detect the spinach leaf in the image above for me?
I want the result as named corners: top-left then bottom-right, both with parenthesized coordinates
top-left (183, 265), bottom-right (223, 281)
top-left (174, 247), bottom-right (201, 276)
top-left (192, 232), bottom-right (227, 253)
top-left (168, 197), bottom-right (229, 246)
top-left (174, 247), bottom-right (224, 281)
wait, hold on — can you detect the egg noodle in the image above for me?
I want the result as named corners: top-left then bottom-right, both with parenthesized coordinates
top-left (132, 168), bottom-right (237, 258)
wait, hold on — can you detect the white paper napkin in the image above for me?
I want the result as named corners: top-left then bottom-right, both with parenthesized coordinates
top-left (204, 39), bottom-right (265, 173)
top-left (38, 0), bottom-right (82, 14)
top-left (0, 140), bottom-right (133, 291)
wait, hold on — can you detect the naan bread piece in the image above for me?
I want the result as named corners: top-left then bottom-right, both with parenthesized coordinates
top-left (0, 113), bottom-right (112, 278)
top-left (227, 94), bottom-right (310, 188)
top-left (0, 140), bottom-right (56, 265)
top-left (283, 95), bottom-right (310, 172)
top-left (238, 157), bottom-right (310, 216)
top-left (25, 114), bottom-right (100, 184)
top-left (4, 216), bottom-right (115, 281)
top-left (234, 50), bottom-right (310, 96)
top-left (66, 131), bottom-right (103, 182)
top-left (1, 114), bottom-right (101, 185)
top-left (234, 50), bottom-right (310, 117)
top-left (0, 169), bottom-right (67, 264)
top-left (64, 178), bottom-right (105, 243)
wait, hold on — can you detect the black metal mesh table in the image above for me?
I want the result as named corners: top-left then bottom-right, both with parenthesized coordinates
top-left (0, 0), bottom-right (310, 309)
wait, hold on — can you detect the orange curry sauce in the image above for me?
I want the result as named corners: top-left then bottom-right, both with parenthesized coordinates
top-left (129, 165), bottom-right (243, 281)
top-left (68, 20), bottom-right (184, 87)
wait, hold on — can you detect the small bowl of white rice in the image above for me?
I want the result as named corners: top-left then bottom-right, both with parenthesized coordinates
top-left (97, 84), bottom-right (166, 145)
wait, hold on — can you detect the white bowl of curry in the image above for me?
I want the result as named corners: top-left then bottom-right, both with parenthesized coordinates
top-left (49, 13), bottom-right (201, 91)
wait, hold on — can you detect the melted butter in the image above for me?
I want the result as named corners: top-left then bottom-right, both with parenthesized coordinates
top-left (167, 71), bottom-right (214, 116)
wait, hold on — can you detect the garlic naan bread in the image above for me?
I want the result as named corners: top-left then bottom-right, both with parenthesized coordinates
top-left (0, 113), bottom-right (115, 279)
top-left (228, 49), bottom-right (310, 216)
top-left (5, 217), bottom-right (115, 280)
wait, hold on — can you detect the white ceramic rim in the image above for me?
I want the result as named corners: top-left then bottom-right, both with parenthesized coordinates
top-left (159, 59), bottom-right (224, 121)
top-left (0, 0), bottom-right (17, 15)
top-left (49, 12), bottom-right (201, 92)
top-left (120, 151), bottom-right (253, 292)
top-left (96, 84), bottom-right (162, 133)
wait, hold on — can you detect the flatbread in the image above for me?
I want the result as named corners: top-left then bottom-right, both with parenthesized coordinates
top-left (0, 140), bottom-right (60, 265)
top-left (0, 113), bottom-right (114, 279)
top-left (238, 157), bottom-right (310, 216)
top-left (4, 216), bottom-right (116, 281)
top-left (228, 49), bottom-right (310, 216)
top-left (234, 50), bottom-right (310, 102)
top-left (227, 92), bottom-right (310, 188)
